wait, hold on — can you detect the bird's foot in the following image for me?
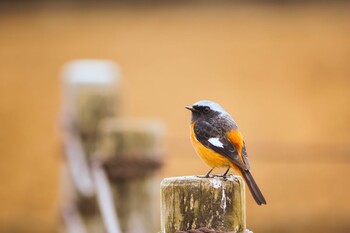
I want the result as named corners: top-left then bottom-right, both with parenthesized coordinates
top-left (196, 168), bottom-right (214, 178)
top-left (213, 168), bottom-right (230, 179)
top-left (196, 174), bottom-right (214, 178)
top-left (214, 174), bottom-right (228, 178)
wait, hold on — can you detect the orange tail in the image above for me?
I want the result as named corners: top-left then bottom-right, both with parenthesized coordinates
top-left (241, 170), bottom-right (267, 205)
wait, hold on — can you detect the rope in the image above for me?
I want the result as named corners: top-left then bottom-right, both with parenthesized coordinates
top-left (103, 155), bottom-right (163, 181)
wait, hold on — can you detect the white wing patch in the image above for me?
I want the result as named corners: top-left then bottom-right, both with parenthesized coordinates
top-left (208, 138), bottom-right (224, 148)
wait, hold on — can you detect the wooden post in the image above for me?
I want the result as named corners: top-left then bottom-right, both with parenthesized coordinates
top-left (60, 59), bottom-right (120, 233)
top-left (61, 59), bottom-right (120, 156)
top-left (95, 118), bottom-right (165, 233)
top-left (160, 176), bottom-right (246, 233)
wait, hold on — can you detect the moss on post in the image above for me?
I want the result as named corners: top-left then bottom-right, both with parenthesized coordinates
top-left (160, 176), bottom-right (246, 233)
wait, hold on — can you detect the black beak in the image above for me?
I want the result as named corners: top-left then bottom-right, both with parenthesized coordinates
top-left (185, 106), bottom-right (196, 112)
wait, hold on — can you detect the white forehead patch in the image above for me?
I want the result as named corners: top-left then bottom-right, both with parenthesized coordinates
top-left (208, 138), bottom-right (224, 148)
top-left (193, 100), bottom-right (228, 115)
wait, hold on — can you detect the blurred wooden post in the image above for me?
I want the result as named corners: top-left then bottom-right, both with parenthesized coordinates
top-left (62, 59), bottom-right (120, 155)
top-left (96, 118), bottom-right (165, 233)
top-left (60, 59), bottom-right (120, 233)
top-left (160, 176), bottom-right (246, 233)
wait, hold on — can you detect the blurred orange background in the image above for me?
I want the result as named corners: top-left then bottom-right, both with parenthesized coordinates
top-left (1, 1), bottom-right (350, 233)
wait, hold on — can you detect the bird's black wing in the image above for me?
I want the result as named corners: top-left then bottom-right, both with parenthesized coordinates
top-left (194, 120), bottom-right (249, 170)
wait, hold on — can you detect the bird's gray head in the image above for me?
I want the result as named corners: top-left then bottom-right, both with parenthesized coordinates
top-left (186, 100), bottom-right (229, 122)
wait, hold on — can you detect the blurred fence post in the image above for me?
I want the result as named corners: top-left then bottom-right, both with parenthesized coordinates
top-left (62, 59), bottom-right (120, 156)
top-left (60, 59), bottom-right (120, 233)
top-left (160, 176), bottom-right (246, 233)
top-left (95, 118), bottom-right (165, 233)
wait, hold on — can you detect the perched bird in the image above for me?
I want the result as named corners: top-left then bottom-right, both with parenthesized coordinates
top-left (186, 100), bottom-right (266, 205)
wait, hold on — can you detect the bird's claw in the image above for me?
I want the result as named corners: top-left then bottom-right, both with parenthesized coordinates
top-left (196, 174), bottom-right (214, 178)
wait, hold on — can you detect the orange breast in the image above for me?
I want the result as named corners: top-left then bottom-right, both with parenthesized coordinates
top-left (190, 122), bottom-right (232, 169)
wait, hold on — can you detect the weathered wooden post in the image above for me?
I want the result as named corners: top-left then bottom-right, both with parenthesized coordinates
top-left (60, 59), bottom-right (120, 233)
top-left (95, 118), bottom-right (165, 233)
top-left (160, 175), bottom-right (246, 233)
top-left (61, 59), bottom-right (120, 155)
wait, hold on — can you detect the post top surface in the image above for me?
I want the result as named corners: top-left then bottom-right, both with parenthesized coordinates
top-left (161, 175), bottom-right (243, 189)
top-left (62, 59), bottom-right (120, 85)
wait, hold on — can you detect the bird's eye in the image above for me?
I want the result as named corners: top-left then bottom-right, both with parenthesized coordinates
top-left (203, 107), bottom-right (210, 113)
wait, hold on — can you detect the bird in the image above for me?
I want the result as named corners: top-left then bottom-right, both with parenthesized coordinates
top-left (186, 100), bottom-right (266, 205)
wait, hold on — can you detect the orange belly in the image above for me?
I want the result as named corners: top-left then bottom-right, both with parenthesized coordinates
top-left (190, 123), bottom-right (232, 169)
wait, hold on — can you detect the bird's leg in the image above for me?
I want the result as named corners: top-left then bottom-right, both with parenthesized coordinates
top-left (197, 168), bottom-right (214, 178)
top-left (205, 168), bottom-right (214, 178)
top-left (216, 168), bottom-right (230, 178)
top-left (222, 168), bottom-right (230, 177)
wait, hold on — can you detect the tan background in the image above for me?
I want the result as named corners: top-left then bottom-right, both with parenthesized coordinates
top-left (1, 1), bottom-right (350, 233)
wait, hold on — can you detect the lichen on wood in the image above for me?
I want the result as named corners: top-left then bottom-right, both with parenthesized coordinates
top-left (161, 176), bottom-right (246, 233)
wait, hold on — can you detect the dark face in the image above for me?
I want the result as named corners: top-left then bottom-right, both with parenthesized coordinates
top-left (186, 105), bottom-right (220, 122)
